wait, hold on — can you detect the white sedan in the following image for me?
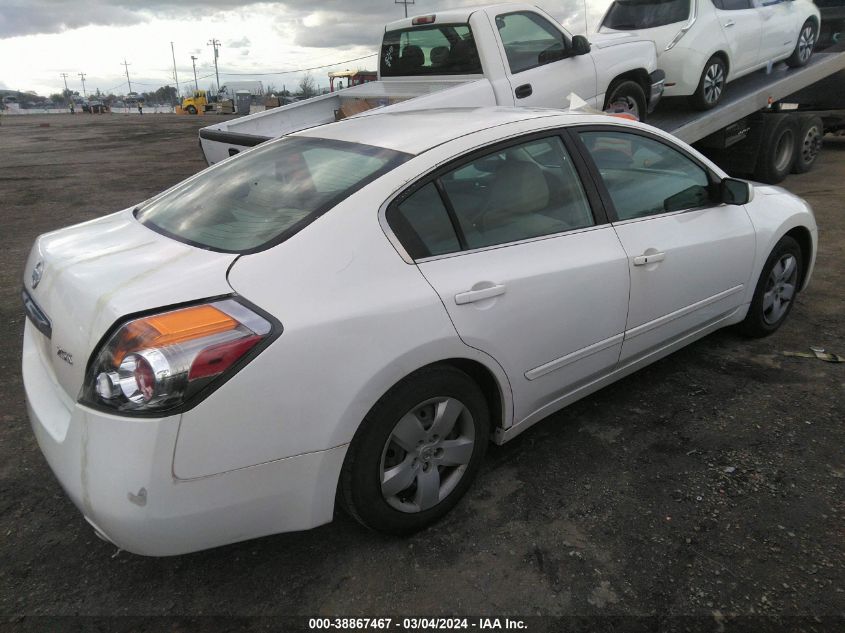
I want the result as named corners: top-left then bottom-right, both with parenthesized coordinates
top-left (598, 0), bottom-right (821, 108)
top-left (22, 108), bottom-right (816, 555)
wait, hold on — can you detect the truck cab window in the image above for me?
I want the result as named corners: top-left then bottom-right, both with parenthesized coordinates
top-left (380, 24), bottom-right (482, 77)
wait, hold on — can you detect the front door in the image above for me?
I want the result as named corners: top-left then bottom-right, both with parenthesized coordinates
top-left (574, 128), bottom-right (757, 363)
top-left (714, 0), bottom-right (764, 75)
top-left (488, 9), bottom-right (598, 109)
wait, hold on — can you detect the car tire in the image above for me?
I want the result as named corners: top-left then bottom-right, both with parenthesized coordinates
top-left (187, 105), bottom-right (198, 115)
top-left (754, 114), bottom-right (798, 184)
top-left (791, 115), bottom-right (824, 174)
top-left (739, 235), bottom-right (803, 338)
top-left (340, 365), bottom-right (489, 535)
top-left (690, 56), bottom-right (727, 111)
top-left (786, 20), bottom-right (817, 68)
top-left (603, 80), bottom-right (648, 122)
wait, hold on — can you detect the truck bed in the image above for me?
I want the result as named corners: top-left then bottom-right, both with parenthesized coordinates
top-left (650, 49), bottom-right (845, 144)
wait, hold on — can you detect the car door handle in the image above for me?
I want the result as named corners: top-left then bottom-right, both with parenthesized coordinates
top-left (455, 284), bottom-right (507, 305)
top-left (633, 252), bottom-right (666, 266)
top-left (724, 20), bottom-right (735, 27)
top-left (515, 84), bottom-right (533, 99)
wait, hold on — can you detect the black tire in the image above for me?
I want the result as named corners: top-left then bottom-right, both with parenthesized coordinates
top-left (689, 55), bottom-right (727, 110)
top-left (739, 236), bottom-right (803, 338)
top-left (791, 115), bottom-right (823, 174)
top-left (754, 114), bottom-right (798, 184)
top-left (603, 80), bottom-right (648, 122)
top-left (786, 19), bottom-right (817, 68)
top-left (186, 105), bottom-right (198, 114)
top-left (340, 365), bottom-right (489, 534)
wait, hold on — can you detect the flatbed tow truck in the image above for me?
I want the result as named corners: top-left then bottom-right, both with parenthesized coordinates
top-left (650, 43), bottom-right (845, 182)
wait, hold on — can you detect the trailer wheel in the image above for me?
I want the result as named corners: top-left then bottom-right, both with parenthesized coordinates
top-left (690, 56), bottom-right (727, 111)
top-left (786, 20), bottom-right (817, 68)
top-left (187, 105), bottom-right (198, 115)
top-left (603, 80), bottom-right (647, 122)
top-left (791, 116), bottom-right (823, 174)
top-left (754, 115), bottom-right (797, 184)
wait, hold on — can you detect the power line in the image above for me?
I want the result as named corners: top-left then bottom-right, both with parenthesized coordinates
top-left (219, 53), bottom-right (377, 76)
top-left (78, 72), bottom-right (87, 98)
top-left (191, 55), bottom-right (199, 91)
top-left (170, 42), bottom-right (180, 99)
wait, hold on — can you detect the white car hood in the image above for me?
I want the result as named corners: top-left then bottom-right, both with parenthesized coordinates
top-left (23, 209), bottom-right (237, 400)
top-left (589, 31), bottom-right (655, 49)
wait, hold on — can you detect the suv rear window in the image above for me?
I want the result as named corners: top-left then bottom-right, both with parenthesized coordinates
top-left (137, 136), bottom-right (409, 253)
top-left (380, 24), bottom-right (482, 77)
top-left (602, 0), bottom-right (690, 29)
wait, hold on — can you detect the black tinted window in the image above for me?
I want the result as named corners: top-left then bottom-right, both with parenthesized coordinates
top-left (579, 131), bottom-right (712, 220)
top-left (380, 24), bottom-right (481, 76)
top-left (602, 0), bottom-right (691, 29)
top-left (387, 183), bottom-right (460, 259)
top-left (712, 0), bottom-right (752, 10)
top-left (495, 12), bottom-right (569, 74)
top-left (441, 137), bottom-right (593, 249)
top-left (138, 137), bottom-right (408, 253)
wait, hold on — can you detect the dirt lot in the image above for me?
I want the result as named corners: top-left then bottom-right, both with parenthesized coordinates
top-left (0, 114), bottom-right (842, 630)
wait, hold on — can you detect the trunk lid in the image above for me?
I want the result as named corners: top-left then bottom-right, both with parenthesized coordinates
top-left (23, 209), bottom-right (237, 401)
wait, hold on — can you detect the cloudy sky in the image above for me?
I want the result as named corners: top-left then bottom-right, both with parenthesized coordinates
top-left (0, 0), bottom-right (614, 98)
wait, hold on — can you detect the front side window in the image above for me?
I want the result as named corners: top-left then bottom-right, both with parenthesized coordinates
top-left (138, 136), bottom-right (409, 253)
top-left (380, 24), bottom-right (482, 77)
top-left (602, 0), bottom-right (691, 30)
top-left (712, 0), bottom-right (753, 10)
top-left (495, 12), bottom-right (569, 74)
top-left (578, 130), bottom-right (712, 221)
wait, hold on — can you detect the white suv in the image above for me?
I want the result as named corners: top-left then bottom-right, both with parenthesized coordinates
top-left (598, 0), bottom-right (821, 109)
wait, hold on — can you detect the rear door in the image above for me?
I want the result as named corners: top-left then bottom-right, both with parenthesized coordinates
top-left (487, 9), bottom-right (598, 109)
top-left (713, 0), bottom-right (764, 74)
top-left (385, 132), bottom-right (629, 423)
top-left (572, 127), bottom-right (756, 363)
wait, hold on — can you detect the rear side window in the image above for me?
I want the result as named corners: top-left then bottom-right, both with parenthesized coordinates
top-left (380, 24), bottom-right (482, 76)
top-left (388, 184), bottom-right (461, 259)
top-left (602, 0), bottom-right (691, 30)
top-left (137, 136), bottom-right (409, 253)
top-left (579, 130), bottom-right (712, 220)
top-left (387, 135), bottom-right (595, 259)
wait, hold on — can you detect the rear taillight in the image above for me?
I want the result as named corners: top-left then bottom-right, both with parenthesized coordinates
top-left (82, 298), bottom-right (275, 414)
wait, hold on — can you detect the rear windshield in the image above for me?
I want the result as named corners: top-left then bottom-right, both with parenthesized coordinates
top-left (137, 137), bottom-right (409, 253)
top-left (380, 24), bottom-right (482, 77)
top-left (602, 0), bottom-right (690, 29)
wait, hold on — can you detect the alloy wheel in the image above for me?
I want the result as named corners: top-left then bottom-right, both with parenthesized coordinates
top-left (798, 25), bottom-right (815, 63)
top-left (762, 254), bottom-right (798, 325)
top-left (703, 62), bottom-right (725, 105)
top-left (379, 397), bottom-right (475, 513)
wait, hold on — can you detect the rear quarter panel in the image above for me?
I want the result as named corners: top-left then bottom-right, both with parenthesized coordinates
top-left (172, 156), bottom-right (513, 479)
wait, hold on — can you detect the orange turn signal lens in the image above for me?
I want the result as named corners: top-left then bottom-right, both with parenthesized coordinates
top-left (112, 305), bottom-right (238, 365)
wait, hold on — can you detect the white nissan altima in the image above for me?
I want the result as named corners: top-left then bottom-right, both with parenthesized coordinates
top-left (22, 108), bottom-right (817, 555)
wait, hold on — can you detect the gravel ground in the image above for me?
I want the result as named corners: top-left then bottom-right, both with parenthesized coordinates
top-left (0, 113), bottom-right (842, 631)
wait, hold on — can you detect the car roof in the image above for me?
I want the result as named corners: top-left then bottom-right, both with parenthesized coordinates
top-left (383, 3), bottom-right (539, 31)
top-left (293, 107), bottom-right (610, 155)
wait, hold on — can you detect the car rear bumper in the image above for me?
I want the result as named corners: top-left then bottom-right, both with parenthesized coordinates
top-left (22, 321), bottom-right (346, 556)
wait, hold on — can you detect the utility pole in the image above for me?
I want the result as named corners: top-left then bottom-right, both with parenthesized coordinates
top-left (170, 42), bottom-right (180, 102)
top-left (78, 72), bottom-right (87, 98)
top-left (191, 55), bottom-right (199, 91)
top-left (121, 59), bottom-right (133, 93)
top-left (60, 72), bottom-right (70, 102)
top-left (395, 0), bottom-right (415, 17)
top-left (207, 39), bottom-right (221, 93)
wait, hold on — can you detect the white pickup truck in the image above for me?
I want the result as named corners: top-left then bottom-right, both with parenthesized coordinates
top-left (199, 3), bottom-right (665, 165)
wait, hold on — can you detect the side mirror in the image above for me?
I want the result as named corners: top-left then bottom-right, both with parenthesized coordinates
top-left (571, 35), bottom-right (591, 56)
top-left (720, 178), bottom-right (754, 205)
